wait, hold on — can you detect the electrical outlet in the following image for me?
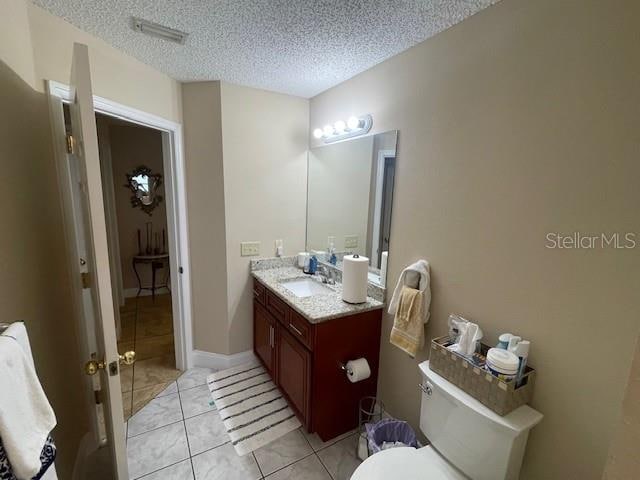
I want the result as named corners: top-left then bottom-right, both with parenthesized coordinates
top-left (344, 235), bottom-right (358, 249)
top-left (241, 241), bottom-right (260, 256)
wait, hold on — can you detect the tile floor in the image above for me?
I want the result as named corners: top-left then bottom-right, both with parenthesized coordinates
top-left (118, 293), bottom-right (182, 420)
top-left (126, 365), bottom-right (362, 480)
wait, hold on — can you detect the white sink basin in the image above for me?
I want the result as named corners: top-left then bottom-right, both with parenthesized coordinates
top-left (281, 278), bottom-right (334, 298)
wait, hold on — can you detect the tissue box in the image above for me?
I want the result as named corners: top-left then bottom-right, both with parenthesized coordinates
top-left (429, 336), bottom-right (536, 416)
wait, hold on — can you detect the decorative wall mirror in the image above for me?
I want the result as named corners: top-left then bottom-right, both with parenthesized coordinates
top-left (126, 166), bottom-right (163, 215)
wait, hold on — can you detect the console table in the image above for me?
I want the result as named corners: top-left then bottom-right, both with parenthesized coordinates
top-left (132, 254), bottom-right (170, 300)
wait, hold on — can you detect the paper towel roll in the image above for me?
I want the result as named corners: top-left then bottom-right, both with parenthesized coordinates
top-left (342, 254), bottom-right (369, 304)
top-left (380, 251), bottom-right (388, 287)
top-left (346, 358), bottom-right (371, 383)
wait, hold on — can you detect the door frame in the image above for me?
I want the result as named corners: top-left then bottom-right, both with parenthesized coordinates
top-left (371, 149), bottom-right (396, 266)
top-left (47, 80), bottom-right (194, 371)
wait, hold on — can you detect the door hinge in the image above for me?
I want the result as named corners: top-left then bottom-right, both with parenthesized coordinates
top-left (66, 134), bottom-right (75, 154)
top-left (178, 266), bottom-right (184, 274)
top-left (81, 271), bottom-right (91, 289)
top-left (94, 389), bottom-right (103, 405)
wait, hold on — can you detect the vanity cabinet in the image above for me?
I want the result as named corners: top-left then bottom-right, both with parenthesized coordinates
top-left (253, 302), bottom-right (276, 377)
top-left (253, 278), bottom-right (382, 441)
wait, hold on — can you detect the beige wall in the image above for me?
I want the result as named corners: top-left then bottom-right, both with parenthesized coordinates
top-left (307, 136), bottom-right (373, 256)
top-left (603, 335), bottom-right (640, 479)
top-left (108, 123), bottom-right (168, 290)
top-left (221, 82), bottom-right (309, 354)
top-left (0, 59), bottom-right (89, 480)
top-left (0, 1), bottom-right (184, 475)
top-left (310, 0), bottom-right (640, 478)
top-left (0, 0), bottom-right (36, 88)
top-left (181, 82), bottom-right (230, 353)
top-left (26, 2), bottom-right (182, 123)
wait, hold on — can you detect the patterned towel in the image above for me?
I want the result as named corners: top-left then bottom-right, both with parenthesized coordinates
top-left (0, 436), bottom-right (55, 480)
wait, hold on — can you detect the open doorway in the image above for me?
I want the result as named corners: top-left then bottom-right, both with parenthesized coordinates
top-left (61, 103), bottom-right (185, 422)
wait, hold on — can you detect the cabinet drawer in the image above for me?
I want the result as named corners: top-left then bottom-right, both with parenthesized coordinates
top-left (265, 290), bottom-right (288, 323)
top-left (287, 310), bottom-right (314, 350)
top-left (253, 280), bottom-right (266, 306)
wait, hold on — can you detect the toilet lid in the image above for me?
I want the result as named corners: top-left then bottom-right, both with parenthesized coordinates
top-left (350, 447), bottom-right (467, 480)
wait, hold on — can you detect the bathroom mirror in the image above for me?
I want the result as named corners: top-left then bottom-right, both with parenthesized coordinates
top-left (126, 165), bottom-right (163, 215)
top-left (306, 130), bottom-right (397, 286)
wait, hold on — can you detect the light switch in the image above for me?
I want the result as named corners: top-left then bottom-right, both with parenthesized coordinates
top-left (241, 241), bottom-right (260, 256)
top-left (345, 235), bottom-right (358, 249)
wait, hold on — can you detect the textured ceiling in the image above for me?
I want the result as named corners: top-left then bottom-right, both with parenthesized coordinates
top-left (32, 0), bottom-right (499, 98)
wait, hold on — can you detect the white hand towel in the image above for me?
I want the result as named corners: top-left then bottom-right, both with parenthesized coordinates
top-left (0, 333), bottom-right (57, 479)
top-left (388, 260), bottom-right (431, 324)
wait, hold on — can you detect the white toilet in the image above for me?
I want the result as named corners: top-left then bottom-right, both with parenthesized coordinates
top-left (351, 361), bottom-right (543, 480)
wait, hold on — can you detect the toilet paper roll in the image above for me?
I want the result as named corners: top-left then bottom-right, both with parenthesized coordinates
top-left (346, 358), bottom-right (371, 383)
top-left (380, 251), bottom-right (388, 287)
top-left (342, 254), bottom-right (369, 304)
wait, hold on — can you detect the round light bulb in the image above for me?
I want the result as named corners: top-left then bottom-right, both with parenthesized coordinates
top-left (334, 120), bottom-right (346, 133)
top-left (347, 116), bottom-right (361, 130)
top-left (323, 124), bottom-right (334, 136)
top-left (313, 128), bottom-right (323, 139)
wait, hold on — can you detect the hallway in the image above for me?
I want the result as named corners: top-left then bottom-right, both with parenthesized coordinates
top-left (117, 293), bottom-right (181, 420)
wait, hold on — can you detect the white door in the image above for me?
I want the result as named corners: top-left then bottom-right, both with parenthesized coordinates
top-left (48, 43), bottom-right (130, 479)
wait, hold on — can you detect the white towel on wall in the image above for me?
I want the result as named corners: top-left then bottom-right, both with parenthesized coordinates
top-left (388, 260), bottom-right (431, 324)
top-left (0, 324), bottom-right (57, 479)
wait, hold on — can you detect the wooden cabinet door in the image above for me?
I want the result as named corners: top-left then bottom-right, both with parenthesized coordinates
top-left (277, 325), bottom-right (312, 429)
top-left (254, 302), bottom-right (275, 376)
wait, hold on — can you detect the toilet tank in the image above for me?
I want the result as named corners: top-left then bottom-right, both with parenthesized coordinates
top-left (419, 361), bottom-right (542, 480)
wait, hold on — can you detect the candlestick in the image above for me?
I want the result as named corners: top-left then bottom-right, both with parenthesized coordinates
top-left (146, 222), bottom-right (152, 255)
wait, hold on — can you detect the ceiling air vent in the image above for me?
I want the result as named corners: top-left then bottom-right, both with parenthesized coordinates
top-left (132, 17), bottom-right (188, 44)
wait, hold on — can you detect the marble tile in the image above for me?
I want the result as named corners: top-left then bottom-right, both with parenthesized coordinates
top-left (127, 421), bottom-right (189, 479)
top-left (136, 310), bottom-right (173, 338)
top-left (132, 383), bottom-right (173, 415)
top-left (120, 365), bottom-right (134, 393)
top-left (135, 334), bottom-right (175, 361)
top-left (119, 312), bottom-right (136, 341)
top-left (265, 454), bottom-right (331, 480)
top-left (122, 391), bottom-right (132, 420)
top-left (157, 381), bottom-right (178, 397)
top-left (191, 443), bottom-right (261, 480)
top-left (185, 410), bottom-right (228, 455)
top-left (137, 459), bottom-right (193, 480)
top-left (120, 298), bottom-right (138, 314)
top-left (177, 367), bottom-right (216, 391)
top-left (180, 384), bottom-right (216, 419)
top-left (303, 428), bottom-right (357, 452)
top-left (133, 354), bottom-right (182, 391)
top-left (316, 434), bottom-right (361, 480)
top-left (254, 429), bottom-right (313, 476)
top-left (128, 392), bottom-right (183, 437)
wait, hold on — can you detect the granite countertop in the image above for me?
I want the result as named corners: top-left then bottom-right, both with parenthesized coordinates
top-left (251, 265), bottom-right (384, 324)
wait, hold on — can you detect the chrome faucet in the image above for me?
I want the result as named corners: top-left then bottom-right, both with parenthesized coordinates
top-left (316, 265), bottom-right (336, 285)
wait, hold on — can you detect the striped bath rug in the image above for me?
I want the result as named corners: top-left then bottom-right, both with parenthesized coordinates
top-left (207, 362), bottom-right (301, 456)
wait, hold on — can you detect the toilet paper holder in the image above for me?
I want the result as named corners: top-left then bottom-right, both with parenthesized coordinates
top-left (339, 363), bottom-right (353, 375)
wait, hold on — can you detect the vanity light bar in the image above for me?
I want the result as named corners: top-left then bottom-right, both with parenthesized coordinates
top-left (313, 114), bottom-right (373, 144)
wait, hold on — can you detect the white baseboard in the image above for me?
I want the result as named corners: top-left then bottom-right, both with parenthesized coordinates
top-left (192, 349), bottom-right (257, 370)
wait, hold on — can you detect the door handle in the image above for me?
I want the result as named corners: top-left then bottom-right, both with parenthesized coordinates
top-left (119, 350), bottom-right (136, 366)
top-left (85, 358), bottom-right (106, 376)
top-left (289, 323), bottom-right (303, 337)
top-left (85, 350), bottom-right (135, 376)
